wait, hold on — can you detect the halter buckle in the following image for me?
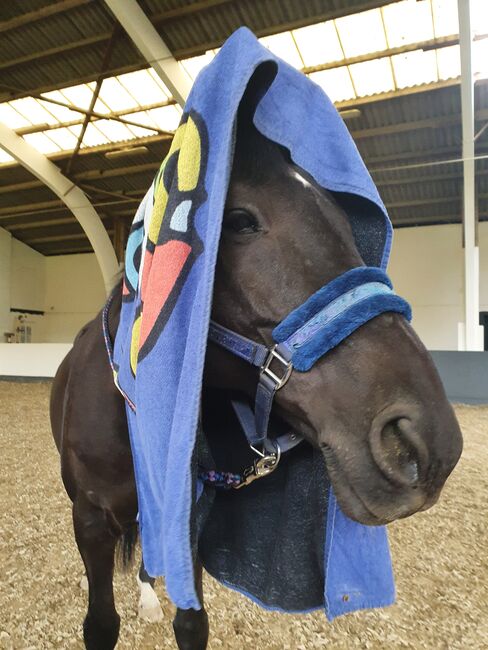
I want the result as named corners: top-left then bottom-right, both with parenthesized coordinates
top-left (260, 345), bottom-right (292, 390)
top-left (234, 442), bottom-right (281, 489)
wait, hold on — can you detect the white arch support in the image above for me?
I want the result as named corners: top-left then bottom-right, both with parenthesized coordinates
top-left (104, 0), bottom-right (192, 107)
top-left (0, 122), bottom-right (119, 295)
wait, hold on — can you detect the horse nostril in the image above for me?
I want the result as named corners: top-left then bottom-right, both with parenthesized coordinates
top-left (381, 420), bottom-right (419, 484)
top-left (370, 415), bottom-right (429, 488)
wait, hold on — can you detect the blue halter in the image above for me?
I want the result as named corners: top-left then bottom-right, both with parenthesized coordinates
top-left (208, 266), bottom-right (411, 485)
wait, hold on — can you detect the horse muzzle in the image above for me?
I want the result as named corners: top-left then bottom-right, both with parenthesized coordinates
top-left (323, 401), bottom-right (463, 526)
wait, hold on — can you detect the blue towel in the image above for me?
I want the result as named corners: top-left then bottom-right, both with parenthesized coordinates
top-left (113, 27), bottom-right (395, 617)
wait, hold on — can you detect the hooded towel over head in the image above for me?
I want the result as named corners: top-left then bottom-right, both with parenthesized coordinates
top-left (113, 27), bottom-right (396, 620)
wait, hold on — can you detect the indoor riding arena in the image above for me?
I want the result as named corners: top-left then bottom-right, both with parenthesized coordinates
top-left (1, 1), bottom-right (488, 649)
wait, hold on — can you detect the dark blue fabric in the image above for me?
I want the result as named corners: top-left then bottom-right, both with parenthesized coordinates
top-left (283, 294), bottom-right (411, 372)
top-left (324, 490), bottom-right (396, 620)
top-left (274, 267), bottom-right (392, 341)
top-left (113, 27), bottom-right (396, 616)
top-left (273, 267), bottom-right (411, 372)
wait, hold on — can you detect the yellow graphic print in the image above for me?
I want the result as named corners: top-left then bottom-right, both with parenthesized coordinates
top-left (127, 110), bottom-right (208, 374)
top-left (148, 170), bottom-right (168, 245)
top-left (130, 314), bottom-right (142, 375)
top-left (145, 117), bottom-right (203, 245)
top-left (177, 116), bottom-right (201, 192)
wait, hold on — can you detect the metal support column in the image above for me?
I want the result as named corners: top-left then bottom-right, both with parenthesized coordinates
top-left (458, 0), bottom-right (482, 350)
top-left (104, 0), bottom-right (192, 107)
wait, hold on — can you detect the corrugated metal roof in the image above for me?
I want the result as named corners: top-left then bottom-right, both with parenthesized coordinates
top-left (1, 0), bottom-right (488, 254)
top-left (0, 0), bottom-right (394, 102)
top-left (0, 0), bottom-right (55, 22)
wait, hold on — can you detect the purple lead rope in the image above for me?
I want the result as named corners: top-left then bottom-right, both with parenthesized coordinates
top-left (198, 469), bottom-right (243, 489)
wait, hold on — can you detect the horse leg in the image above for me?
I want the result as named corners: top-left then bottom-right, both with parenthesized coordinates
top-left (137, 559), bottom-right (164, 623)
top-left (173, 560), bottom-right (209, 650)
top-left (73, 495), bottom-right (120, 650)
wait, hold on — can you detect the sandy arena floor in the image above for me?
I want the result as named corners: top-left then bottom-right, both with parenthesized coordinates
top-left (0, 380), bottom-right (487, 649)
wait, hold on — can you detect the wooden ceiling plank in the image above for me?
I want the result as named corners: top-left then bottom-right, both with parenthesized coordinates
top-left (25, 230), bottom-right (113, 244)
top-left (0, 0), bottom-right (94, 33)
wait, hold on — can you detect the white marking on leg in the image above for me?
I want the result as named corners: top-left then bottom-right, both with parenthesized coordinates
top-left (80, 574), bottom-right (88, 591)
top-left (137, 574), bottom-right (164, 623)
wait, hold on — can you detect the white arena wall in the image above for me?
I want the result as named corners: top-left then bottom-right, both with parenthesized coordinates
top-left (388, 222), bottom-right (488, 351)
top-left (0, 227), bottom-right (107, 376)
top-left (43, 253), bottom-right (106, 343)
top-left (1, 223), bottom-right (488, 376)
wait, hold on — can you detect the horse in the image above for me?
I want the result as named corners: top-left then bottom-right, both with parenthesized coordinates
top-left (50, 79), bottom-right (463, 650)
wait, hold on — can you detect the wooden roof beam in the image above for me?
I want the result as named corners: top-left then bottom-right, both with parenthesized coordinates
top-left (0, 162), bottom-right (161, 195)
top-left (374, 168), bottom-right (488, 187)
top-left (0, 0), bottom-right (94, 33)
top-left (25, 231), bottom-right (113, 245)
top-left (0, 133), bottom-right (171, 169)
top-left (16, 98), bottom-right (176, 137)
top-left (351, 109), bottom-right (488, 140)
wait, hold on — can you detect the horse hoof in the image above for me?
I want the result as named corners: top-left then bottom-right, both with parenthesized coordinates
top-left (138, 602), bottom-right (164, 623)
top-left (80, 575), bottom-right (89, 591)
top-left (137, 575), bottom-right (163, 623)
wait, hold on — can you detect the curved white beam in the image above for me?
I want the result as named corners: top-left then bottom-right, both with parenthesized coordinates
top-left (104, 0), bottom-right (192, 107)
top-left (0, 122), bottom-right (119, 295)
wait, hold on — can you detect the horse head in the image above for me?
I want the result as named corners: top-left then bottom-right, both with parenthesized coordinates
top-left (206, 70), bottom-right (463, 526)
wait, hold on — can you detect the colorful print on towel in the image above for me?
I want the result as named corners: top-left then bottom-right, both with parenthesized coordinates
top-left (122, 111), bottom-right (209, 374)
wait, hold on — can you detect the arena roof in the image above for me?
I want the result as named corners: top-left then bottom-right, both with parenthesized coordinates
top-left (1, 0), bottom-right (487, 256)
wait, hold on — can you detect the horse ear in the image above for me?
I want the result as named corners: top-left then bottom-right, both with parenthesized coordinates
top-left (237, 61), bottom-right (278, 130)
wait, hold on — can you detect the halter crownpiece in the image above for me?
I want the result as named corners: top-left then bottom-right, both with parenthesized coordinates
top-left (208, 266), bottom-right (411, 486)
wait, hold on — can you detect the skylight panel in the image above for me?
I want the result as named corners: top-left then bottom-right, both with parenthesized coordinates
top-left (436, 45), bottom-right (461, 80)
top-left (0, 149), bottom-right (14, 164)
top-left (127, 110), bottom-right (159, 129)
top-left (432, 0), bottom-right (459, 38)
top-left (0, 103), bottom-right (31, 128)
top-left (180, 52), bottom-right (215, 82)
top-left (382, 0), bottom-right (434, 48)
top-left (80, 123), bottom-right (110, 148)
top-left (9, 98), bottom-right (59, 126)
top-left (59, 84), bottom-right (95, 111)
top-left (127, 124), bottom-right (156, 138)
top-left (392, 49), bottom-right (438, 88)
top-left (23, 132), bottom-right (61, 154)
top-left (98, 78), bottom-right (139, 112)
top-left (118, 69), bottom-right (169, 105)
top-left (473, 39), bottom-right (488, 80)
top-left (43, 127), bottom-right (80, 150)
top-left (147, 68), bottom-right (172, 97)
top-left (259, 32), bottom-right (303, 68)
top-left (472, 0), bottom-right (488, 37)
top-left (39, 92), bottom-right (84, 122)
top-left (292, 21), bottom-right (344, 67)
top-left (335, 8), bottom-right (387, 58)
top-left (349, 58), bottom-right (395, 96)
top-left (308, 67), bottom-right (355, 102)
top-left (148, 105), bottom-right (182, 132)
top-left (94, 119), bottom-right (137, 142)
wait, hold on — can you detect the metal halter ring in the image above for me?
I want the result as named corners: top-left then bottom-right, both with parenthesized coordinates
top-left (234, 441), bottom-right (282, 489)
top-left (260, 345), bottom-right (293, 390)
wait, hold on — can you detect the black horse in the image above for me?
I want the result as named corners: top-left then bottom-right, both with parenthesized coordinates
top-left (50, 81), bottom-right (462, 650)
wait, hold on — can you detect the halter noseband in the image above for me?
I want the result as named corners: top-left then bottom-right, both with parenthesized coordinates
top-left (207, 266), bottom-right (411, 487)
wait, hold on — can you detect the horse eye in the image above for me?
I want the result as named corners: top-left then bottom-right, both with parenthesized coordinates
top-left (223, 209), bottom-right (260, 235)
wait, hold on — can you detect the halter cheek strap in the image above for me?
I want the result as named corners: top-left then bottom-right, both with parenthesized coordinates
top-left (208, 320), bottom-right (294, 451)
top-left (208, 266), bottom-right (411, 469)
